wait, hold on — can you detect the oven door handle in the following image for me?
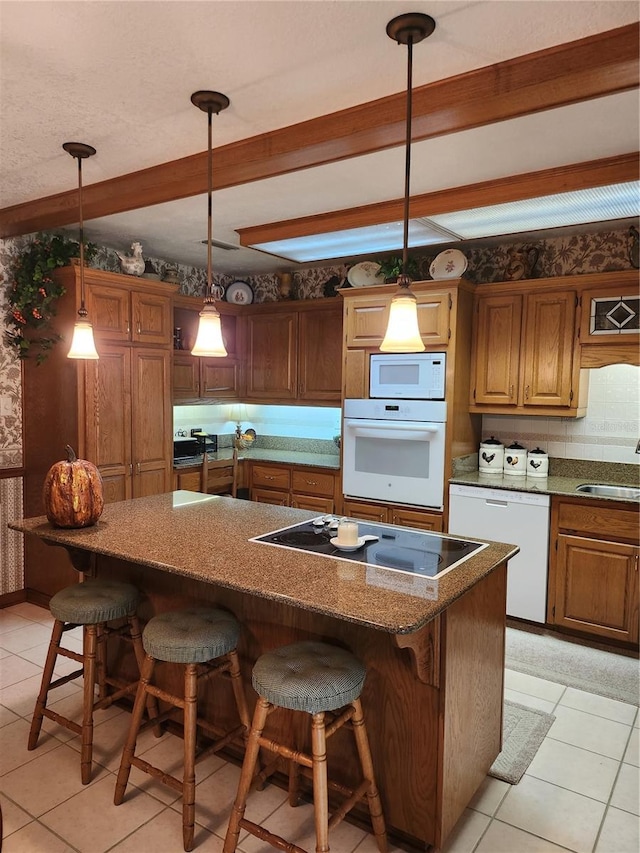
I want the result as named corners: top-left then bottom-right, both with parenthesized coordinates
top-left (348, 420), bottom-right (440, 439)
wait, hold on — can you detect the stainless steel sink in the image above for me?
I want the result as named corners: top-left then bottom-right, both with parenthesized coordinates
top-left (575, 484), bottom-right (640, 500)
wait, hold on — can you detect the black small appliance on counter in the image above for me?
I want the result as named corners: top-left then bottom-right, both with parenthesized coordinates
top-left (173, 433), bottom-right (218, 467)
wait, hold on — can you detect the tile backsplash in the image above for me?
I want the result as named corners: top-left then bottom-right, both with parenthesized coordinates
top-left (482, 364), bottom-right (640, 465)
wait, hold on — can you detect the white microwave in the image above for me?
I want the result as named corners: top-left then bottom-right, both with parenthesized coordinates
top-left (369, 352), bottom-right (446, 400)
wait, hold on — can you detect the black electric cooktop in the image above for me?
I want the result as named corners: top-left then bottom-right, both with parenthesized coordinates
top-left (252, 517), bottom-right (487, 580)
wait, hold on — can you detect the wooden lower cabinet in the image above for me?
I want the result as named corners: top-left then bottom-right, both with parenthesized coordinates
top-left (548, 497), bottom-right (639, 645)
top-left (342, 499), bottom-right (444, 531)
top-left (250, 462), bottom-right (339, 512)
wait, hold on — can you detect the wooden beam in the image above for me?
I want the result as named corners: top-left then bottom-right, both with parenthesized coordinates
top-left (237, 153), bottom-right (640, 244)
top-left (0, 23), bottom-right (637, 238)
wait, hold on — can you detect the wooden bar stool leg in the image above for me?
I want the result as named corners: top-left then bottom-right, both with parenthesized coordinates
top-left (183, 663), bottom-right (198, 852)
top-left (128, 614), bottom-right (162, 737)
top-left (227, 649), bottom-right (251, 732)
top-left (223, 696), bottom-right (270, 853)
top-left (95, 623), bottom-right (108, 700)
top-left (28, 619), bottom-right (64, 750)
top-left (81, 625), bottom-right (98, 784)
top-left (114, 654), bottom-right (156, 805)
top-left (350, 699), bottom-right (387, 853)
top-left (288, 756), bottom-right (301, 807)
top-left (311, 712), bottom-right (329, 853)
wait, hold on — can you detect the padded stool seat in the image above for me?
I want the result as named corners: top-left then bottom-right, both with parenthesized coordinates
top-left (143, 607), bottom-right (240, 664)
top-left (224, 641), bottom-right (387, 853)
top-left (29, 579), bottom-right (155, 786)
top-left (50, 579), bottom-right (140, 624)
top-left (115, 607), bottom-right (251, 852)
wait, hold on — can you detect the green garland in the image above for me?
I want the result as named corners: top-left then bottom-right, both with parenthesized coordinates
top-left (5, 233), bottom-right (96, 363)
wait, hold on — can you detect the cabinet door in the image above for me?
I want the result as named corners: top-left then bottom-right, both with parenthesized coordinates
top-left (252, 464), bottom-right (291, 491)
top-left (291, 494), bottom-right (334, 513)
top-left (84, 344), bottom-right (133, 502)
top-left (522, 291), bottom-right (576, 407)
top-left (390, 507), bottom-right (444, 532)
top-left (416, 292), bottom-right (450, 345)
top-left (553, 534), bottom-right (639, 643)
top-left (252, 487), bottom-right (290, 506)
top-left (176, 470), bottom-right (202, 493)
top-left (341, 499), bottom-right (388, 523)
top-left (246, 312), bottom-right (297, 400)
top-left (131, 348), bottom-right (172, 497)
top-left (345, 297), bottom-right (389, 347)
top-left (291, 469), bottom-right (336, 498)
top-left (87, 285), bottom-right (131, 342)
top-left (173, 354), bottom-right (200, 400)
top-left (298, 307), bottom-right (342, 401)
top-left (472, 294), bottom-right (522, 406)
top-left (132, 291), bottom-right (172, 346)
top-left (201, 359), bottom-right (240, 400)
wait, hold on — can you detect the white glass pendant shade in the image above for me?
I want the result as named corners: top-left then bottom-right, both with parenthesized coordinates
top-left (67, 320), bottom-right (99, 359)
top-left (191, 302), bottom-right (227, 357)
top-left (380, 289), bottom-right (425, 353)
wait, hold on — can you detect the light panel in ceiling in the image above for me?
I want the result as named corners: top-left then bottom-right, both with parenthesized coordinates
top-left (247, 182), bottom-right (640, 263)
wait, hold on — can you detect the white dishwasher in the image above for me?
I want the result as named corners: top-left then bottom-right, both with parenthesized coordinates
top-left (448, 484), bottom-right (550, 623)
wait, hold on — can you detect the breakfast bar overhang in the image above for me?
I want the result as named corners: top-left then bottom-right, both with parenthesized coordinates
top-left (10, 492), bottom-right (518, 851)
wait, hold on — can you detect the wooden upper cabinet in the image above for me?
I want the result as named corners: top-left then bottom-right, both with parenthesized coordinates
top-left (87, 281), bottom-right (172, 346)
top-left (246, 311), bottom-right (297, 400)
top-left (471, 284), bottom-right (584, 416)
top-left (245, 300), bottom-right (342, 404)
top-left (298, 305), bottom-right (342, 401)
top-left (522, 290), bottom-right (576, 407)
top-left (344, 289), bottom-right (450, 348)
top-left (471, 294), bottom-right (522, 405)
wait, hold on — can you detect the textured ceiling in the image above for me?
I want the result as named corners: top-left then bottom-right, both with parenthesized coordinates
top-left (1, 0), bottom-right (638, 274)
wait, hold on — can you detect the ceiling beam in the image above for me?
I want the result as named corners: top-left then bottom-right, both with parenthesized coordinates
top-left (0, 22), bottom-right (637, 239)
top-left (236, 154), bottom-right (640, 244)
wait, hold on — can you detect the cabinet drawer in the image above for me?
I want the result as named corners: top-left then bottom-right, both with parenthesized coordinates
top-left (557, 500), bottom-right (639, 543)
top-left (390, 507), bottom-right (443, 532)
top-left (291, 469), bottom-right (335, 497)
top-left (176, 470), bottom-right (202, 492)
top-left (291, 494), bottom-right (334, 513)
top-left (251, 487), bottom-right (290, 506)
top-left (252, 464), bottom-right (291, 490)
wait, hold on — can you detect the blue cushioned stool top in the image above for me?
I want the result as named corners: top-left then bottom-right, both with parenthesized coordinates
top-left (142, 607), bottom-right (240, 664)
top-left (252, 641), bottom-right (366, 714)
top-left (49, 579), bottom-right (140, 625)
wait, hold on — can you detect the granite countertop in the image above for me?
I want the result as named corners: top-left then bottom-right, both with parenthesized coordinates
top-left (9, 493), bottom-right (516, 635)
top-left (174, 448), bottom-right (340, 471)
top-left (450, 457), bottom-right (639, 505)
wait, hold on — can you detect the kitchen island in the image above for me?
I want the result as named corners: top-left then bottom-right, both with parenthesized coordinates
top-left (10, 492), bottom-right (517, 851)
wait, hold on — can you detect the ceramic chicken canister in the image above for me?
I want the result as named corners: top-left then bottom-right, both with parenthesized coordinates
top-left (503, 441), bottom-right (527, 476)
top-left (526, 447), bottom-right (549, 478)
top-left (479, 436), bottom-right (504, 473)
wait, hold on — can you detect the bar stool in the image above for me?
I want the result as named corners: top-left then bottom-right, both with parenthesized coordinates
top-left (223, 640), bottom-right (387, 853)
top-left (114, 607), bottom-right (252, 852)
top-left (28, 578), bottom-right (156, 785)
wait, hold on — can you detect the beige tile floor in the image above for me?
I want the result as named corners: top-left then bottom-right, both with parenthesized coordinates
top-left (0, 601), bottom-right (638, 853)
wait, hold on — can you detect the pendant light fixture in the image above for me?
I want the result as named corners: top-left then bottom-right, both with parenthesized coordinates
top-left (190, 90), bottom-right (230, 357)
top-left (64, 142), bottom-right (99, 360)
top-left (380, 12), bottom-right (435, 353)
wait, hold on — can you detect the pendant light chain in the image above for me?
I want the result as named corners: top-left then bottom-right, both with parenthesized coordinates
top-left (77, 154), bottom-right (87, 316)
top-left (402, 37), bottom-right (413, 280)
top-left (206, 104), bottom-right (214, 302)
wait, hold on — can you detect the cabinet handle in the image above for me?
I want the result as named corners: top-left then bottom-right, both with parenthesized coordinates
top-left (129, 463), bottom-right (133, 476)
top-left (126, 321), bottom-right (131, 334)
top-left (264, 475), bottom-right (275, 480)
top-left (136, 320), bottom-right (141, 334)
top-left (524, 385), bottom-right (530, 399)
top-left (509, 384), bottom-right (514, 399)
top-left (635, 554), bottom-right (639, 572)
top-left (306, 480), bottom-right (318, 486)
top-left (136, 462), bottom-right (141, 475)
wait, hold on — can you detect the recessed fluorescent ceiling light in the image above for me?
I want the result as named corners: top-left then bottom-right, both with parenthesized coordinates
top-left (428, 182), bottom-right (640, 239)
top-left (250, 219), bottom-right (461, 263)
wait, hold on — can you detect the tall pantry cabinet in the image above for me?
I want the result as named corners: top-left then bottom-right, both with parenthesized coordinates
top-left (21, 266), bottom-right (177, 603)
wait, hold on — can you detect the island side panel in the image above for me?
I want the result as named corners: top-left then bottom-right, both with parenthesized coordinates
top-left (95, 554), bottom-right (442, 847)
top-left (437, 563), bottom-right (507, 846)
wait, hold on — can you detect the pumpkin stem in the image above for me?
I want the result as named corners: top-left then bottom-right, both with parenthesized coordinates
top-left (65, 445), bottom-right (78, 463)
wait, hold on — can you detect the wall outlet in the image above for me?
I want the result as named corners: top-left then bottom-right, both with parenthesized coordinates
top-left (0, 395), bottom-right (12, 417)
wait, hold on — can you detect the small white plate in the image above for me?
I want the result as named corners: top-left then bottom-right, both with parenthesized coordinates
top-left (330, 536), bottom-right (367, 552)
top-left (347, 262), bottom-right (386, 288)
top-left (429, 249), bottom-right (468, 280)
top-left (225, 280), bottom-right (254, 304)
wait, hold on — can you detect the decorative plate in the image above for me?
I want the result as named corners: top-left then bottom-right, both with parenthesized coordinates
top-left (429, 249), bottom-right (468, 280)
top-left (347, 261), bottom-right (386, 288)
top-left (225, 280), bottom-right (254, 304)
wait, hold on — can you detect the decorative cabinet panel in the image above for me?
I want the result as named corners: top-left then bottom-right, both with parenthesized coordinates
top-left (548, 497), bottom-right (639, 645)
top-left (578, 274), bottom-right (640, 368)
top-left (470, 285), bottom-right (585, 416)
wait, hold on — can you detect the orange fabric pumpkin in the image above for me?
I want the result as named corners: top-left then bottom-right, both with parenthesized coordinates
top-left (43, 445), bottom-right (104, 528)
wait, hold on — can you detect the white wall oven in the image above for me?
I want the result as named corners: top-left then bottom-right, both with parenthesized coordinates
top-left (342, 399), bottom-right (447, 509)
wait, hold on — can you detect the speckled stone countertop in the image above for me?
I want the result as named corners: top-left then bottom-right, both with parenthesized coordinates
top-left (9, 493), bottom-right (516, 635)
top-left (450, 457), bottom-right (640, 504)
top-left (174, 448), bottom-right (340, 470)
